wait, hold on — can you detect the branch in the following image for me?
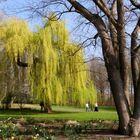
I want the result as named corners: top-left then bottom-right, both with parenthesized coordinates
top-left (92, 0), bottom-right (117, 28)
top-left (109, 0), bottom-right (118, 58)
top-left (67, 0), bottom-right (108, 32)
top-left (130, 0), bottom-right (140, 9)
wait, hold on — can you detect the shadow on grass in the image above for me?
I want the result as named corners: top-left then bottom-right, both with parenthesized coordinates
top-left (0, 108), bottom-right (40, 115)
top-left (100, 106), bottom-right (116, 111)
top-left (0, 108), bottom-right (78, 116)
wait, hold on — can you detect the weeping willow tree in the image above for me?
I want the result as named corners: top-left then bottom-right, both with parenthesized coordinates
top-left (30, 18), bottom-right (97, 112)
top-left (0, 17), bottom-right (97, 112)
top-left (0, 18), bottom-right (31, 108)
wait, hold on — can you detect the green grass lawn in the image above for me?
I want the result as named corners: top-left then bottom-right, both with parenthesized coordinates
top-left (0, 104), bottom-right (118, 121)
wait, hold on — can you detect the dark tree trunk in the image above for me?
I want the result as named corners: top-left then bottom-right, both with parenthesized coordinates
top-left (130, 18), bottom-right (140, 136)
top-left (67, 0), bottom-right (131, 135)
top-left (130, 77), bottom-right (140, 136)
top-left (66, 0), bottom-right (140, 136)
top-left (107, 66), bottom-right (130, 134)
top-left (101, 37), bottom-right (130, 135)
top-left (117, 0), bottom-right (130, 107)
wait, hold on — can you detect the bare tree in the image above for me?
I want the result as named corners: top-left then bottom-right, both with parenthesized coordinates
top-left (89, 58), bottom-right (111, 105)
top-left (24, 0), bottom-right (140, 136)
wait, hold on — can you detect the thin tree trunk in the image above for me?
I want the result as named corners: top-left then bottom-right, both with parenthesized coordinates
top-left (117, 0), bottom-right (130, 106)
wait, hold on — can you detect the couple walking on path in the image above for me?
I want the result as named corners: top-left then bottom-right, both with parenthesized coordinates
top-left (85, 103), bottom-right (99, 112)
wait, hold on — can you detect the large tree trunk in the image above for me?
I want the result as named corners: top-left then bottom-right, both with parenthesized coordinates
top-left (107, 65), bottom-right (130, 134)
top-left (65, 0), bottom-right (140, 136)
top-left (67, 0), bottom-right (131, 135)
top-left (130, 18), bottom-right (140, 136)
top-left (2, 58), bottom-right (14, 109)
top-left (130, 77), bottom-right (140, 136)
top-left (94, 14), bottom-right (130, 134)
top-left (101, 36), bottom-right (130, 134)
top-left (95, 14), bottom-right (130, 134)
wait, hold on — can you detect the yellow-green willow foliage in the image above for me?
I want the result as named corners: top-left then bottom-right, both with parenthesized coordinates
top-left (31, 19), bottom-right (97, 106)
top-left (0, 18), bottom-right (32, 61)
top-left (0, 17), bottom-right (97, 106)
top-left (0, 18), bottom-right (31, 106)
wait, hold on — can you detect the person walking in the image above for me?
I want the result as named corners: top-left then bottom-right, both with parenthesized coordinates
top-left (85, 103), bottom-right (89, 112)
top-left (94, 103), bottom-right (99, 112)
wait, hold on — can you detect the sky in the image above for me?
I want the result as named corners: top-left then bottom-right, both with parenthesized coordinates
top-left (0, 0), bottom-right (46, 30)
top-left (1, 0), bottom-right (137, 60)
top-left (0, 0), bottom-right (101, 60)
top-left (0, 0), bottom-right (75, 31)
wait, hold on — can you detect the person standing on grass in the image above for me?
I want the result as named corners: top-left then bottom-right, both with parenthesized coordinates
top-left (94, 103), bottom-right (99, 112)
top-left (85, 103), bottom-right (89, 112)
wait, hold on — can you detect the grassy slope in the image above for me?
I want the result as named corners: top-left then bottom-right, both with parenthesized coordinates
top-left (0, 104), bottom-right (118, 121)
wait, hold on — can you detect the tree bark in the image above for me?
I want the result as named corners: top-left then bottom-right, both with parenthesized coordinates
top-left (130, 18), bottom-right (140, 136)
top-left (107, 64), bottom-right (130, 134)
top-left (131, 18), bottom-right (140, 94)
top-left (100, 30), bottom-right (130, 134)
top-left (130, 77), bottom-right (140, 136)
top-left (117, 0), bottom-right (130, 107)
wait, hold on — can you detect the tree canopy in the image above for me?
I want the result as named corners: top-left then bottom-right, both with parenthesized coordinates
top-left (0, 17), bottom-right (97, 106)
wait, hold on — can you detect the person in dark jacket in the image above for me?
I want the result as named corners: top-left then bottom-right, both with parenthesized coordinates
top-left (94, 103), bottom-right (99, 112)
